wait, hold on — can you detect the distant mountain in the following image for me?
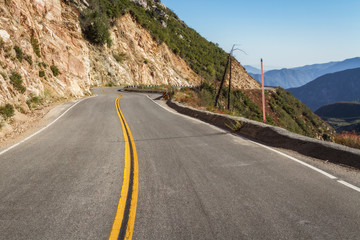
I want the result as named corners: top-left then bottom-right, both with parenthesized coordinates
top-left (250, 57), bottom-right (360, 88)
top-left (288, 67), bottom-right (360, 111)
top-left (315, 102), bottom-right (360, 133)
top-left (315, 102), bottom-right (360, 118)
top-left (244, 65), bottom-right (261, 74)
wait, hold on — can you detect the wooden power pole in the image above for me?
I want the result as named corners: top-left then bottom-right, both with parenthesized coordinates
top-left (261, 58), bottom-right (266, 123)
top-left (214, 45), bottom-right (246, 109)
top-left (214, 53), bottom-right (231, 107)
top-left (227, 56), bottom-right (232, 110)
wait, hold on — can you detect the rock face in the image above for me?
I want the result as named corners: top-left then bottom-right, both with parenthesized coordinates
top-left (0, 0), bottom-right (259, 109)
top-left (229, 60), bottom-right (260, 89)
top-left (0, 0), bottom-right (91, 107)
top-left (89, 14), bottom-right (201, 87)
top-left (130, 0), bottom-right (148, 9)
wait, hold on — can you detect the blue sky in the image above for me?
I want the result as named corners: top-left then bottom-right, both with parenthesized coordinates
top-left (162, 0), bottom-right (360, 69)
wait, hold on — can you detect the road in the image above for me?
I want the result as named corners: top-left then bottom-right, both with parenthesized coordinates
top-left (1, 88), bottom-right (359, 240)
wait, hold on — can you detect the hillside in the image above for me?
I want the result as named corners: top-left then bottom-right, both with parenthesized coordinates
top-left (79, 0), bottom-right (258, 88)
top-left (0, 0), bottom-right (259, 140)
top-left (0, 0), bottom-right (334, 144)
top-left (316, 102), bottom-right (360, 119)
top-left (288, 68), bottom-right (360, 111)
top-left (174, 85), bottom-right (335, 140)
top-left (315, 102), bottom-right (360, 133)
top-left (250, 57), bottom-right (360, 88)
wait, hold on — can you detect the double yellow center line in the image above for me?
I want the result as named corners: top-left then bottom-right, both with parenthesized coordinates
top-left (109, 95), bottom-right (139, 240)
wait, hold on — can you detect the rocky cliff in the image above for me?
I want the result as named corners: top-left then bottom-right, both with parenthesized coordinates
top-left (0, 0), bottom-right (259, 139)
top-left (0, 0), bottom-right (91, 107)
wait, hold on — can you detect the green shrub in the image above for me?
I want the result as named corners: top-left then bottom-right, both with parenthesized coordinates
top-left (80, 10), bottom-right (111, 46)
top-left (30, 36), bottom-right (41, 57)
top-left (39, 70), bottom-right (45, 77)
top-left (10, 71), bottom-right (26, 93)
top-left (14, 45), bottom-right (23, 62)
top-left (0, 72), bottom-right (7, 80)
top-left (105, 82), bottom-right (116, 87)
top-left (38, 62), bottom-right (47, 68)
top-left (113, 52), bottom-right (127, 63)
top-left (50, 65), bottom-right (59, 77)
top-left (0, 103), bottom-right (14, 120)
top-left (26, 95), bottom-right (42, 109)
top-left (24, 54), bottom-right (33, 65)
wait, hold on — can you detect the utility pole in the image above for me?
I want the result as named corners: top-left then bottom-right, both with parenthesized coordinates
top-left (215, 44), bottom-right (246, 108)
top-left (261, 58), bottom-right (266, 123)
top-left (214, 54), bottom-right (231, 107)
top-left (227, 56), bottom-right (232, 110)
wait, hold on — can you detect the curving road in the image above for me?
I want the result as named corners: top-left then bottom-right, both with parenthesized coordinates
top-left (1, 88), bottom-right (359, 240)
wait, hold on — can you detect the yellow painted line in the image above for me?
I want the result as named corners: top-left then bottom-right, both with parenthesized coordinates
top-left (109, 95), bottom-right (139, 240)
top-left (122, 109), bottom-right (139, 240)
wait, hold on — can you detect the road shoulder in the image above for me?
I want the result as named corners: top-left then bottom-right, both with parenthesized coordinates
top-left (0, 98), bottom-right (89, 152)
top-left (146, 94), bottom-right (360, 191)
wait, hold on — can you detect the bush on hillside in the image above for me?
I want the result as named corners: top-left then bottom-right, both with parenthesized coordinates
top-left (14, 45), bottom-right (23, 62)
top-left (10, 71), bottom-right (26, 93)
top-left (50, 65), bottom-right (59, 77)
top-left (0, 103), bottom-right (14, 120)
top-left (30, 36), bottom-right (41, 57)
top-left (80, 10), bottom-right (112, 46)
top-left (113, 52), bottom-right (127, 63)
top-left (26, 95), bottom-right (43, 109)
top-left (39, 70), bottom-right (45, 77)
top-left (80, 0), bottom-right (228, 82)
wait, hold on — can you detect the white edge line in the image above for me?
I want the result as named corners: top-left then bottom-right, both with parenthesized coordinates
top-left (145, 95), bottom-right (220, 128)
top-left (145, 95), bottom-right (360, 193)
top-left (337, 180), bottom-right (360, 193)
top-left (249, 141), bottom-right (338, 180)
top-left (0, 98), bottom-right (86, 156)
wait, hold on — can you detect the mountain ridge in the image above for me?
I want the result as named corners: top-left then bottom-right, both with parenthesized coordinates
top-left (288, 67), bottom-right (360, 111)
top-left (250, 57), bottom-right (360, 88)
top-left (315, 102), bottom-right (360, 133)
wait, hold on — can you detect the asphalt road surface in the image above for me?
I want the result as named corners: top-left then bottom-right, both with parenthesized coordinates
top-left (1, 88), bottom-right (359, 240)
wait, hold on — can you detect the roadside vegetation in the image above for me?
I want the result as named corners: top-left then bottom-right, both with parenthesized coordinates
top-left (173, 83), bottom-right (334, 140)
top-left (335, 131), bottom-right (360, 149)
top-left (0, 103), bottom-right (14, 120)
top-left (26, 95), bottom-right (43, 109)
top-left (0, 103), bottom-right (14, 129)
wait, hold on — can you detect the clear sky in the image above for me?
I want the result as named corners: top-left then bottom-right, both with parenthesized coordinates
top-left (162, 0), bottom-right (360, 69)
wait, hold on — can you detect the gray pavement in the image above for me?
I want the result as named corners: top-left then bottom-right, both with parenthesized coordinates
top-left (1, 88), bottom-right (360, 239)
top-left (0, 91), bottom-right (124, 239)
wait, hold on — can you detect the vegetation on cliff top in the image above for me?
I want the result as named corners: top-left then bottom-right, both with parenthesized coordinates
top-left (79, 0), bottom-right (228, 81)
